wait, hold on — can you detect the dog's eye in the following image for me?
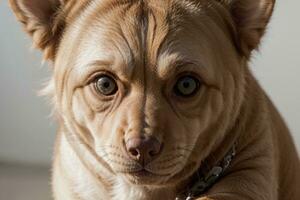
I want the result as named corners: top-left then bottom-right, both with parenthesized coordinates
top-left (95, 75), bottom-right (118, 96)
top-left (174, 75), bottom-right (200, 97)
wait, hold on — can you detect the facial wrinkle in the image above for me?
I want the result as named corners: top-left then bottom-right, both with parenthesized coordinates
top-left (140, 1), bottom-right (150, 135)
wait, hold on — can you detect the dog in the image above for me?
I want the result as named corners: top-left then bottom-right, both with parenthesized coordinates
top-left (9, 0), bottom-right (300, 199)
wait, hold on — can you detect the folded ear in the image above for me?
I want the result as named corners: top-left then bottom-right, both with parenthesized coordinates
top-left (9, 0), bottom-right (66, 60)
top-left (219, 0), bottom-right (275, 57)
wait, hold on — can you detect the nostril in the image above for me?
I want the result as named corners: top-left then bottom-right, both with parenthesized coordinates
top-left (149, 149), bottom-right (158, 157)
top-left (129, 148), bottom-right (139, 157)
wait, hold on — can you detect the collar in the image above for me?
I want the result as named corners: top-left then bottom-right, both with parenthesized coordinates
top-left (176, 145), bottom-right (236, 200)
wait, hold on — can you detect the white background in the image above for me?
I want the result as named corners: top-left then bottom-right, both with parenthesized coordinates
top-left (0, 1), bottom-right (299, 166)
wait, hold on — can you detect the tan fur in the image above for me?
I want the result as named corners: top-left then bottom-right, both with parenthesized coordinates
top-left (9, 0), bottom-right (300, 199)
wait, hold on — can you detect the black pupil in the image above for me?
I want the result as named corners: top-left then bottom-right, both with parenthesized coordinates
top-left (103, 81), bottom-right (110, 88)
top-left (96, 76), bottom-right (117, 95)
top-left (183, 81), bottom-right (190, 88)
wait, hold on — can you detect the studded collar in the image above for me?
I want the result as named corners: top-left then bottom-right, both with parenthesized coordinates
top-left (176, 145), bottom-right (236, 200)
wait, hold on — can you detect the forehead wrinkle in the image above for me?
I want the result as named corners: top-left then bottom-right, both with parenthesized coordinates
top-left (75, 1), bottom-right (150, 81)
top-left (158, 52), bottom-right (185, 77)
top-left (72, 25), bottom-right (133, 82)
top-left (103, 1), bottom-right (148, 79)
top-left (117, 7), bottom-right (143, 72)
top-left (146, 3), bottom-right (170, 67)
top-left (108, 25), bottom-right (135, 77)
top-left (75, 0), bottom-right (170, 79)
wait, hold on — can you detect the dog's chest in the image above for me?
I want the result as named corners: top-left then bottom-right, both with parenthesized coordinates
top-left (111, 177), bottom-right (176, 200)
top-left (111, 177), bottom-right (148, 200)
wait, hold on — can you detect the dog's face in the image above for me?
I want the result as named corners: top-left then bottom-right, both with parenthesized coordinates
top-left (10, 0), bottom-right (274, 186)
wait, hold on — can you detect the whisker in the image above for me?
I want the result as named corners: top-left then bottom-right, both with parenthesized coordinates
top-left (101, 154), bottom-right (137, 167)
top-left (97, 149), bottom-right (131, 160)
top-left (98, 150), bottom-right (139, 169)
top-left (97, 147), bottom-right (132, 160)
top-left (97, 145), bottom-right (123, 150)
top-left (101, 156), bottom-right (138, 168)
top-left (155, 154), bottom-right (187, 164)
top-left (154, 161), bottom-right (185, 170)
top-left (115, 169), bottom-right (141, 174)
top-left (154, 157), bottom-right (188, 168)
top-left (173, 146), bottom-right (194, 152)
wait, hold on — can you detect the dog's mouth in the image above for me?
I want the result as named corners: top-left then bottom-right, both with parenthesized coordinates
top-left (97, 147), bottom-right (194, 184)
top-left (121, 168), bottom-right (172, 185)
top-left (120, 161), bottom-right (198, 186)
top-left (128, 168), bottom-right (170, 177)
top-left (129, 169), bottom-right (157, 178)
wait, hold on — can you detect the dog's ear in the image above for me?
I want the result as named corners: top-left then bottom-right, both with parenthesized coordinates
top-left (219, 0), bottom-right (275, 57)
top-left (9, 0), bottom-right (66, 60)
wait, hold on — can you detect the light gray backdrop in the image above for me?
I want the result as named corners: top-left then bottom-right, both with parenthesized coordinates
top-left (0, 1), bottom-right (299, 166)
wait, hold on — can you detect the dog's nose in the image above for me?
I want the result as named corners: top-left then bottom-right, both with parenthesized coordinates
top-left (125, 136), bottom-right (162, 165)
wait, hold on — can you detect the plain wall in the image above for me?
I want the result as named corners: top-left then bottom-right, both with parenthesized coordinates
top-left (0, 1), bottom-right (299, 166)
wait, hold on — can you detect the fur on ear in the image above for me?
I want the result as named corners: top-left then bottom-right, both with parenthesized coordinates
top-left (9, 0), bottom-right (66, 60)
top-left (218, 0), bottom-right (275, 57)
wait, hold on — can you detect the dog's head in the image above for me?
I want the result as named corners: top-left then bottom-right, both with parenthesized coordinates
top-left (10, 0), bottom-right (274, 186)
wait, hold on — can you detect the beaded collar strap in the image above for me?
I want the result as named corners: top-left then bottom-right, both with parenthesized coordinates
top-left (176, 145), bottom-right (236, 200)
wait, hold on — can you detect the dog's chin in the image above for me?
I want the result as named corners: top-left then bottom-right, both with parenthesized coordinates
top-left (119, 162), bottom-right (198, 186)
top-left (120, 169), bottom-right (171, 186)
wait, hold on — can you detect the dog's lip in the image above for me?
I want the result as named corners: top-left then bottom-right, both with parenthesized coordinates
top-left (124, 169), bottom-right (171, 177)
top-left (130, 169), bottom-right (154, 177)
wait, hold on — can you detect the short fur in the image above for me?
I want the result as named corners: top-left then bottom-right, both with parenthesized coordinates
top-left (9, 0), bottom-right (300, 199)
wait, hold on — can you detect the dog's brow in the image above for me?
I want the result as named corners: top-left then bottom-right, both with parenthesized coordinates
top-left (157, 53), bottom-right (201, 78)
top-left (171, 60), bottom-right (196, 70)
top-left (86, 60), bottom-right (113, 68)
top-left (84, 59), bottom-right (133, 81)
